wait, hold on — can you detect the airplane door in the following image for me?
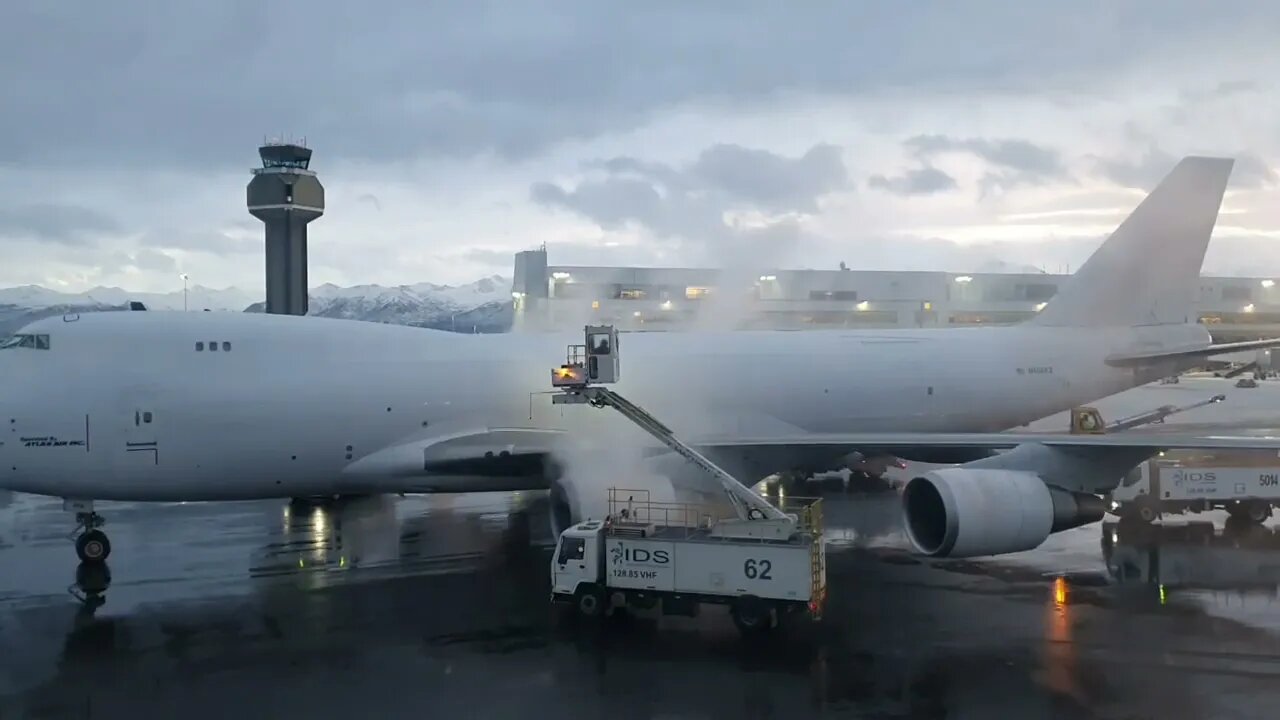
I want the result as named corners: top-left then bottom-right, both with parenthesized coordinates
top-left (117, 383), bottom-right (160, 469)
top-left (124, 407), bottom-right (160, 467)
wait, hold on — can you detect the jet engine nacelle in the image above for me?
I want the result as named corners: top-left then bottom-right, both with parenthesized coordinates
top-left (901, 468), bottom-right (1105, 558)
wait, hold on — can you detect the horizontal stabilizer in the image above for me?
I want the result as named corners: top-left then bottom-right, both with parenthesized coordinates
top-left (1106, 337), bottom-right (1280, 367)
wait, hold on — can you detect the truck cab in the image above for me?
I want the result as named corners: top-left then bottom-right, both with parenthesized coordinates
top-left (551, 521), bottom-right (605, 611)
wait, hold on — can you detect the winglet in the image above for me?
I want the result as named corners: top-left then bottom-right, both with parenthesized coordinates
top-left (1031, 156), bottom-right (1234, 327)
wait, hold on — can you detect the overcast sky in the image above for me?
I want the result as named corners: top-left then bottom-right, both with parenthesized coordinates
top-left (2, 1), bottom-right (1279, 294)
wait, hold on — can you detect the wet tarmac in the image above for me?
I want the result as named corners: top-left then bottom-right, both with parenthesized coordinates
top-left (1027, 375), bottom-right (1280, 434)
top-left (4, 485), bottom-right (1280, 719)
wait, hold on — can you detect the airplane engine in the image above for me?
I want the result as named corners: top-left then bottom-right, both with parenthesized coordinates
top-left (547, 474), bottom-right (680, 538)
top-left (901, 468), bottom-right (1105, 558)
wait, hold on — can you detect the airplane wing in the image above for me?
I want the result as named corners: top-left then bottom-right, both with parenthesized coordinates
top-left (1106, 338), bottom-right (1280, 366)
top-left (689, 428), bottom-right (1280, 455)
top-left (338, 422), bottom-right (1280, 496)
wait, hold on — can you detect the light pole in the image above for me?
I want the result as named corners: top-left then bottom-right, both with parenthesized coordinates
top-left (180, 273), bottom-right (189, 311)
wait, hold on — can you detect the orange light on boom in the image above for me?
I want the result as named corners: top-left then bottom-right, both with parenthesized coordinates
top-left (552, 365), bottom-right (586, 386)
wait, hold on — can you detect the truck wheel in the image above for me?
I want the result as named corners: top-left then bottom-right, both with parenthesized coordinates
top-left (1228, 503), bottom-right (1252, 523)
top-left (1120, 501), bottom-right (1156, 524)
top-left (731, 597), bottom-right (773, 635)
top-left (1248, 502), bottom-right (1272, 524)
top-left (1135, 504), bottom-right (1157, 524)
top-left (575, 585), bottom-right (605, 618)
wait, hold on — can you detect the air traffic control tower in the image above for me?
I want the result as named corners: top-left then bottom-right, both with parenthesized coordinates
top-left (247, 141), bottom-right (324, 315)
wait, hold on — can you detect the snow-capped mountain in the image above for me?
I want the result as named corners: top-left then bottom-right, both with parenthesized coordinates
top-left (0, 275), bottom-right (515, 335)
top-left (973, 260), bottom-right (1047, 274)
top-left (0, 284), bottom-right (256, 312)
top-left (245, 275), bottom-right (513, 331)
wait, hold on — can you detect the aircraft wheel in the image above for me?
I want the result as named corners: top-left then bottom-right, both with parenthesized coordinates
top-left (76, 530), bottom-right (111, 564)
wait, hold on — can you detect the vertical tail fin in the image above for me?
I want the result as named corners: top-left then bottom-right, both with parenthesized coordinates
top-left (1030, 156), bottom-right (1234, 327)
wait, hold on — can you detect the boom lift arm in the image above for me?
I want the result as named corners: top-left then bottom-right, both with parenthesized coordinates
top-left (1070, 393), bottom-right (1227, 434)
top-left (551, 325), bottom-right (790, 523)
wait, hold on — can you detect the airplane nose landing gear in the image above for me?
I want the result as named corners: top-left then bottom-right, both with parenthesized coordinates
top-left (75, 524), bottom-right (110, 563)
top-left (65, 499), bottom-right (111, 564)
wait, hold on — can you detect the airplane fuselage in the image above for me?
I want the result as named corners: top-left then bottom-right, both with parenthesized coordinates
top-left (0, 311), bottom-right (1196, 501)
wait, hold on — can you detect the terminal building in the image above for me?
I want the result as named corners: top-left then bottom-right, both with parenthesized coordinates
top-left (511, 247), bottom-right (1280, 342)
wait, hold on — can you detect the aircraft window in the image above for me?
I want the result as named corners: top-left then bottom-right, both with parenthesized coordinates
top-left (558, 537), bottom-right (586, 564)
top-left (222, 341), bottom-right (231, 352)
top-left (209, 340), bottom-right (218, 352)
top-left (196, 342), bottom-right (204, 351)
top-left (143, 412), bottom-right (153, 424)
top-left (0, 334), bottom-right (50, 350)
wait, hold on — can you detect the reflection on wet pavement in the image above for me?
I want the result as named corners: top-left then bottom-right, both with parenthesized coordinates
top-left (4, 487), bottom-right (1280, 719)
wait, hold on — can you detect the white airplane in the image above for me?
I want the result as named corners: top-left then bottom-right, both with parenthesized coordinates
top-left (5, 155), bottom-right (1280, 566)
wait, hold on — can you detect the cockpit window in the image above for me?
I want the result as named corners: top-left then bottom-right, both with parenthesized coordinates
top-left (589, 332), bottom-right (612, 354)
top-left (0, 334), bottom-right (50, 350)
top-left (1121, 466), bottom-right (1144, 487)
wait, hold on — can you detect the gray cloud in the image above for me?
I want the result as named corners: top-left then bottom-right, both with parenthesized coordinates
top-left (131, 248), bottom-right (178, 273)
top-left (899, 134), bottom-right (1071, 197)
top-left (3, 2), bottom-right (1278, 169)
top-left (532, 143), bottom-right (846, 267)
top-left (1213, 80), bottom-right (1260, 96)
top-left (37, 246), bottom-right (179, 280)
top-left (905, 134), bottom-right (1068, 182)
top-left (868, 165), bottom-right (958, 196)
top-left (1093, 146), bottom-right (1276, 190)
top-left (1180, 79), bottom-right (1263, 103)
top-left (138, 228), bottom-right (259, 255)
top-left (458, 247), bottom-right (518, 267)
top-left (0, 203), bottom-right (119, 246)
top-left (690, 144), bottom-right (848, 212)
top-left (531, 178), bottom-right (665, 231)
